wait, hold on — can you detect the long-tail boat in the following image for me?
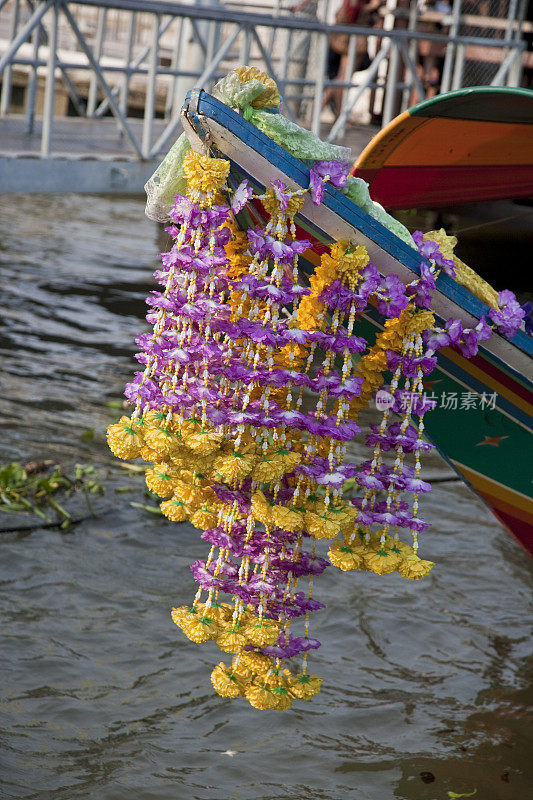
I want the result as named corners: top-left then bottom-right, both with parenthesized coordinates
top-left (176, 87), bottom-right (533, 555)
top-left (351, 86), bottom-right (533, 209)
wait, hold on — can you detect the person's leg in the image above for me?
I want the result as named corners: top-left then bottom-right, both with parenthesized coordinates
top-left (322, 48), bottom-right (341, 110)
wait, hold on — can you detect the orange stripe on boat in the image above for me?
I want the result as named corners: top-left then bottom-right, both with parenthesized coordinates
top-left (452, 461), bottom-right (533, 518)
top-left (442, 347), bottom-right (533, 419)
top-left (368, 118), bottom-right (533, 168)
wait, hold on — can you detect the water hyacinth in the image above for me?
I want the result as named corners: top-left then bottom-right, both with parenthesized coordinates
top-left (106, 142), bottom-right (526, 711)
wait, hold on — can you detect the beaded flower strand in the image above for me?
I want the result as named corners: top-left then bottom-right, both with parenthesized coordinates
top-left (107, 149), bottom-right (525, 710)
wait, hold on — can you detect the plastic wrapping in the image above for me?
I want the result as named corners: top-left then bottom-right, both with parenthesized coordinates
top-left (212, 72), bottom-right (353, 165)
top-left (144, 67), bottom-right (413, 247)
top-left (145, 133), bottom-right (191, 223)
top-left (341, 176), bottom-right (414, 246)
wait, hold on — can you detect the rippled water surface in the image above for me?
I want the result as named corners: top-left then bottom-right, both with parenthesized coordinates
top-left (1, 195), bottom-right (532, 800)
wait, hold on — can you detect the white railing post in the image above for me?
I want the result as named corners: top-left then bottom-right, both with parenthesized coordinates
top-left (120, 11), bottom-right (137, 118)
top-left (142, 12), bottom-right (159, 159)
top-left (440, 0), bottom-right (461, 94)
top-left (382, 38), bottom-right (399, 126)
top-left (336, 32), bottom-right (358, 139)
top-left (0, 0), bottom-right (20, 116)
top-left (451, 42), bottom-right (465, 90)
top-left (239, 25), bottom-right (251, 66)
top-left (25, 15), bottom-right (41, 133)
top-left (311, 31), bottom-right (327, 135)
top-left (41, 0), bottom-right (59, 157)
top-left (402, 0), bottom-right (419, 112)
top-left (86, 6), bottom-right (107, 116)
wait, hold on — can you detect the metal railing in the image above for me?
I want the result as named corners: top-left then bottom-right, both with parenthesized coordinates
top-left (0, 0), bottom-right (528, 160)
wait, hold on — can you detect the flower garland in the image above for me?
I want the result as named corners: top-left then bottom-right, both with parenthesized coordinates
top-left (107, 148), bottom-right (525, 711)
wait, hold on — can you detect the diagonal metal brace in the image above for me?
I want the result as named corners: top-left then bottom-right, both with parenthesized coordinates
top-left (250, 26), bottom-right (297, 124)
top-left (61, 1), bottom-right (143, 158)
top-left (0, 0), bottom-right (54, 74)
top-left (149, 22), bottom-right (241, 158)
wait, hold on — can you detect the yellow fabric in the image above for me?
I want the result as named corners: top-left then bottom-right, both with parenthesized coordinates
top-left (234, 65), bottom-right (280, 108)
top-left (424, 229), bottom-right (499, 310)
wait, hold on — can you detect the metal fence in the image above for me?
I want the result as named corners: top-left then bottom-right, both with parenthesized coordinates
top-left (0, 0), bottom-right (529, 160)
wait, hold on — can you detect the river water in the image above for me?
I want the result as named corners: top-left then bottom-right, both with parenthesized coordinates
top-left (1, 194), bottom-right (531, 800)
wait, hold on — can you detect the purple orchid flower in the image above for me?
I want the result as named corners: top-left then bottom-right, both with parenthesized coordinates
top-left (231, 179), bottom-right (253, 214)
top-left (489, 289), bottom-right (525, 338)
top-left (309, 160), bottom-right (349, 205)
top-left (270, 179), bottom-right (292, 211)
top-left (412, 231), bottom-right (456, 277)
top-left (376, 274), bottom-right (409, 318)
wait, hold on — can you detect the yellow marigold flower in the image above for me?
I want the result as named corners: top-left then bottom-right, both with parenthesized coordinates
top-left (342, 527), bottom-right (369, 546)
top-left (217, 627), bottom-right (248, 653)
top-left (252, 457), bottom-right (286, 483)
top-left (297, 296), bottom-right (324, 332)
top-left (174, 416), bottom-right (202, 437)
top-left (240, 605), bottom-right (263, 626)
top-left (185, 430), bottom-right (223, 456)
top-left (263, 187), bottom-right (305, 218)
top-left (311, 500), bottom-right (355, 527)
top-left (169, 449), bottom-right (190, 469)
top-left (271, 504), bottom-right (304, 532)
top-left (106, 416), bottom-right (144, 460)
top-left (170, 605), bottom-right (196, 628)
top-left (183, 150), bottom-right (230, 193)
top-left (288, 673), bottom-right (322, 700)
top-left (211, 662), bottom-right (242, 698)
top-left (145, 463), bottom-right (179, 498)
top-left (140, 445), bottom-right (161, 464)
top-left (190, 507), bottom-right (218, 530)
top-left (327, 543), bottom-right (364, 571)
top-left (190, 453), bottom-right (217, 474)
top-left (234, 65), bottom-right (280, 107)
top-left (406, 310), bottom-right (435, 335)
top-left (160, 498), bottom-right (189, 522)
top-left (331, 503), bottom-right (357, 527)
top-left (251, 490), bottom-right (272, 525)
top-left (333, 241), bottom-right (369, 286)
top-left (245, 684), bottom-right (277, 711)
top-left (243, 620), bottom-right (280, 647)
top-left (269, 686), bottom-right (292, 711)
top-left (361, 350), bottom-right (389, 372)
top-left (142, 409), bottom-right (169, 430)
top-left (275, 448), bottom-right (302, 472)
top-left (196, 601), bottom-right (233, 625)
top-left (173, 480), bottom-right (205, 506)
top-left (214, 452), bottom-right (256, 483)
top-left (263, 668), bottom-right (292, 689)
top-left (181, 614), bottom-right (219, 643)
top-left (397, 554), bottom-right (435, 580)
top-left (171, 479), bottom-right (194, 504)
top-left (386, 537), bottom-right (413, 557)
top-left (232, 651), bottom-right (272, 677)
top-left (304, 511), bottom-right (341, 540)
top-left (144, 425), bottom-right (182, 458)
top-left (364, 549), bottom-right (402, 575)
top-left (189, 489), bottom-right (220, 513)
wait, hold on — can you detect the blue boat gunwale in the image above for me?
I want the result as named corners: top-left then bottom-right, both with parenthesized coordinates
top-left (183, 90), bottom-right (533, 361)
